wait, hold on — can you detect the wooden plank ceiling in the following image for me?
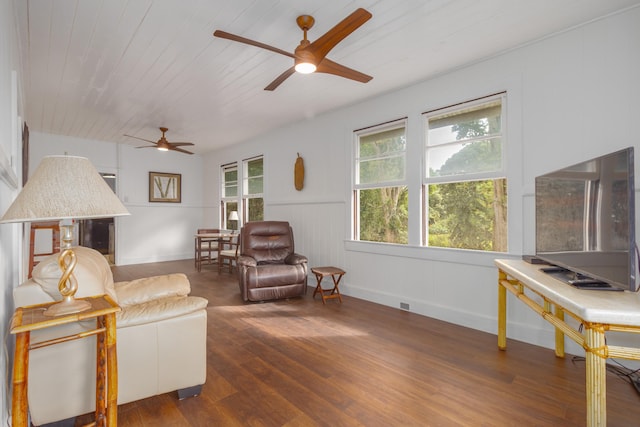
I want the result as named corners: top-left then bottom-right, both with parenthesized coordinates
top-left (13, 0), bottom-right (640, 154)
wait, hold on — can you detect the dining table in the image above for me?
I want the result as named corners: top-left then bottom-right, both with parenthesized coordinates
top-left (194, 232), bottom-right (233, 272)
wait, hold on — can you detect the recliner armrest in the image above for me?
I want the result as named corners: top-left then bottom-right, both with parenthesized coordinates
top-left (237, 255), bottom-right (257, 268)
top-left (285, 253), bottom-right (307, 265)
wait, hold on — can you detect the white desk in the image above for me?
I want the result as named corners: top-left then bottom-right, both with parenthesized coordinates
top-left (495, 259), bottom-right (640, 427)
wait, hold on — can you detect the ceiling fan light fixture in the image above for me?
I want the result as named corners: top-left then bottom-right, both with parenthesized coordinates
top-left (295, 61), bottom-right (316, 74)
top-left (125, 127), bottom-right (195, 154)
top-left (294, 48), bottom-right (316, 74)
top-left (214, 8), bottom-right (372, 90)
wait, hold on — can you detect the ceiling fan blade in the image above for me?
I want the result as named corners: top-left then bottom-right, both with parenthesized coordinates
top-left (169, 142), bottom-right (195, 147)
top-left (264, 67), bottom-right (296, 91)
top-left (135, 145), bottom-right (157, 149)
top-left (213, 30), bottom-right (295, 59)
top-left (306, 8), bottom-right (372, 62)
top-left (316, 58), bottom-right (372, 83)
top-left (171, 146), bottom-right (194, 155)
top-left (124, 134), bottom-right (157, 144)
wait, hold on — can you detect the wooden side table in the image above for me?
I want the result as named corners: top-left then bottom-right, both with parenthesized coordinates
top-left (311, 267), bottom-right (346, 304)
top-left (10, 295), bottom-right (121, 427)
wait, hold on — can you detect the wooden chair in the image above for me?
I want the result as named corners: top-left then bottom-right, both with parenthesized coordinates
top-left (28, 221), bottom-right (61, 278)
top-left (195, 228), bottom-right (220, 272)
top-left (218, 233), bottom-right (239, 274)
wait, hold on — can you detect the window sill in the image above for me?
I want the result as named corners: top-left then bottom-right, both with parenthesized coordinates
top-left (344, 240), bottom-right (513, 267)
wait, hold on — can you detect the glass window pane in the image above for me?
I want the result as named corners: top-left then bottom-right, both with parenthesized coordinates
top-left (357, 124), bottom-right (406, 186)
top-left (247, 176), bottom-right (263, 195)
top-left (359, 128), bottom-right (406, 157)
top-left (223, 165), bottom-right (238, 198)
top-left (427, 179), bottom-right (507, 251)
top-left (225, 169), bottom-right (238, 182)
top-left (427, 138), bottom-right (502, 177)
top-left (224, 183), bottom-right (238, 198)
top-left (359, 154), bottom-right (405, 184)
top-left (428, 102), bottom-right (501, 146)
top-left (224, 201), bottom-right (238, 230)
top-left (358, 186), bottom-right (408, 244)
top-left (244, 157), bottom-right (263, 195)
top-left (358, 126), bottom-right (405, 152)
top-left (247, 158), bottom-right (263, 177)
top-left (248, 198), bottom-right (264, 222)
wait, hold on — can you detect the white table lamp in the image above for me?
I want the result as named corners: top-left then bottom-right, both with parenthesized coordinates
top-left (0, 155), bottom-right (130, 316)
top-left (228, 210), bottom-right (239, 232)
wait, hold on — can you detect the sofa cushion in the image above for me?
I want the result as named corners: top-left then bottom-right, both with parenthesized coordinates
top-left (116, 295), bottom-right (208, 327)
top-left (114, 273), bottom-right (191, 307)
top-left (31, 246), bottom-right (117, 302)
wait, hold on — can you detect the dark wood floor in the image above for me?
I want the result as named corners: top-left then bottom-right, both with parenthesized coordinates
top-left (84, 259), bottom-right (640, 426)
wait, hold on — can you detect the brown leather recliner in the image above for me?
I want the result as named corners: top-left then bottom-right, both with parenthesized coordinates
top-left (237, 221), bottom-right (308, 302)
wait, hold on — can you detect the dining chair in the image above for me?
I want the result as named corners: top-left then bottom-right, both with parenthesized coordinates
top-left (195, 228), bottom-right (220, 271)
top-left (218, 233), bottom-right (240, 274)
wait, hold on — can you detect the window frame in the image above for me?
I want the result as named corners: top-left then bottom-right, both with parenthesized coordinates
top-left (242, 155), bottom-right (264, 223)
top-left (220, 162), bottom-right (238, 229)
top-left (353, 119), bottom-right (408, 242)
top-left (423, 93), bottom-right (506, 185)
top-left (422, 92), bottom-right (507, 251)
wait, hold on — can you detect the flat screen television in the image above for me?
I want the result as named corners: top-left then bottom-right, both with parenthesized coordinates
top-left (535, 147), bottom-right (637, 291)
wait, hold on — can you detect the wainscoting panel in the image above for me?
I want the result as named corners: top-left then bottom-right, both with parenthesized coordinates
top-left (269, 200), bottom-right (346, 271)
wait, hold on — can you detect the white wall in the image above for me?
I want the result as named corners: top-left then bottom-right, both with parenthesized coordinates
top-left (29, 132), bottom-right (206, 265)
top-left (204, 7), bottom-right (640, 356)
top-left (0, 0), bottom-right (23, 424)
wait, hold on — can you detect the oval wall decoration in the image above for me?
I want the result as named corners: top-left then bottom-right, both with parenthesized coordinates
top-left (294, 153), bottom-right (304, 191)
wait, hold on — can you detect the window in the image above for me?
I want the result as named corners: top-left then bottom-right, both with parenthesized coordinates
top-left (221, 162), bottom-right (238, 229)
top-left (243, 156), bottom-right (264, 222)
top-left (424, 94), bottom-right (507, 251)
top-left (354, 120), bottom-right (408, 244)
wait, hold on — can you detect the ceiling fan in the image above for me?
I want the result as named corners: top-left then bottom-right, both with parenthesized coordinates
top-left (124, 127), bottom-right (194, 155)
top-left (213, 8), bottom-right (373, 91)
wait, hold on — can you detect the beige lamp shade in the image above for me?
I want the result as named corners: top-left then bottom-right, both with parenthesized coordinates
top-left (0, 155), bottom-right (129, 223)
top-left (1, 155), bottom-right (129, 316)
top-left (228, 211), bottom-right (239, 221)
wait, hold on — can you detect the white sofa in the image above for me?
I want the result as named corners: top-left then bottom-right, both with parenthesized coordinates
top-left (13, 246), bottom-right (208, 426)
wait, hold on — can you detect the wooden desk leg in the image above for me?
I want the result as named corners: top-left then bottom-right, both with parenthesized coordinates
top-left (554, 306), bottom-right (565, 358)
top-left (497, 270), bottom-right (507, 350)
top-left (105, 313), bottom-right (118, 427)
top-left (584, 323), bottom-right (606, 427)
top-left (12, 331), bottom-right (29, 427)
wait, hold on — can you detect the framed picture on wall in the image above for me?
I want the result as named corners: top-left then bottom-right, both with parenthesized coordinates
top-left (149, 171), bottom-right (181, 203)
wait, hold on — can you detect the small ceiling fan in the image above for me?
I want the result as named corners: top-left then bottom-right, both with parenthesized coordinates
top-left (213, 8), bottom-right (373, 91)
top-left (124, 127), bottom-right (194, 155)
